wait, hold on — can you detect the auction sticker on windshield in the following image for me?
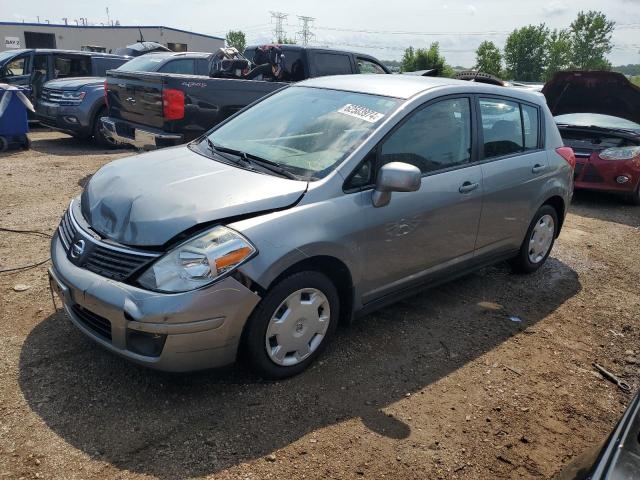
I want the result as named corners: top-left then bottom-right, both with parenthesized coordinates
top-left (337, 104), bottom-right (385, 123)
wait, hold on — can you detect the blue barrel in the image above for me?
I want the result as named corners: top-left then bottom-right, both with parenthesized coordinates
top-left (0, 86), bottom-right (30, 150)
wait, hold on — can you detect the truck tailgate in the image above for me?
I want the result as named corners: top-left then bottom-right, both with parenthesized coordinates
top-left (106, 71), bottom-right (164, 129)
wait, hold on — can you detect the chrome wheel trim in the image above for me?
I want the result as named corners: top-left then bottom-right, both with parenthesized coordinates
top-left (528, 214), bottom-right (555, 264)
top-left (265, 288), bottom-right (331, 367)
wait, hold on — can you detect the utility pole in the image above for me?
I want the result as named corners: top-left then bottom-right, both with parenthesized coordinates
top-left (106, 7), bottom-right (110, 26)
top-left (296, 16), bottom-right (315, 46)
top-left (270, 11), bottom-right (288, 42)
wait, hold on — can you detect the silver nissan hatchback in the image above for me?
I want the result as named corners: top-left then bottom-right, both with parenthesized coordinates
top-left (49, 75), bottom-right (574, 378)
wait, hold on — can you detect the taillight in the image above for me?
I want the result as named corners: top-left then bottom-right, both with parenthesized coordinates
top-left (103, 80), bottom-right (109, 109)
top-left (556, 147), bottom-right (576, 169)
top-left (163, 88), bottom-right (185, 120)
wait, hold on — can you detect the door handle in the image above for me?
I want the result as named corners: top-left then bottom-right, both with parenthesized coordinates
top-left (459, 181), bottom-right (479, 194)
top-left (532, 164), bottom-right (547, 174)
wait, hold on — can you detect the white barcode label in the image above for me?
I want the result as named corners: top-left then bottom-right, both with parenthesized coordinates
top-left (337, 104), bottom-right (385, 123)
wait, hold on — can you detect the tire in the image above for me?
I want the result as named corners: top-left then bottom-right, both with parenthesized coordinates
top-left (625, 186), bottom-right (640, 205)
top-left (242, 271), bottom-right (340, 379)
top-left (509, 205), bottom-right (559, 274)
top-left (92, 108), bottom-right (117, 148)
top-left (0, 136), bottom-right (7, 152)
top-left (21, 135), bottom-right (30, 150)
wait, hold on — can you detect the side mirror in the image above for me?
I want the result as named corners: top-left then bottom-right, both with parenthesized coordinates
top-left (372, 162), bottom-right (421, 207)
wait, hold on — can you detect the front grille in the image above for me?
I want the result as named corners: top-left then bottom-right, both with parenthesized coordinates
top-left (582, 164), bottom-right (604, 183)
top-left (41, 88), bottom-right (64, 104)
top-left (58, 209), bottom-right (77, 249)
top-left (58, 207), bottom-right (159, 281)
top-left (83, 244), bottom-right (153, 281)
top-left (71, 304), bottom-right (112, 341)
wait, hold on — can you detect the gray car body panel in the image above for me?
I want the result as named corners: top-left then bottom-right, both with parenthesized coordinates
top-left (81, 146), bottom-right (308, 246)
top-left (51, 74), bottom-right (572, 371)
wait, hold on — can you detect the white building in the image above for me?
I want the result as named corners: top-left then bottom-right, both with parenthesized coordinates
top-left (0, 22), bottom-right (224, 54)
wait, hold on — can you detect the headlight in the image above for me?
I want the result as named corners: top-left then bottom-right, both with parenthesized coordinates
top-left (136, 226), bottom-right (256, 292)
top-left (60, 91), bottom-right (86, 104)
top-left (599, 146), bottom-right (640, 161)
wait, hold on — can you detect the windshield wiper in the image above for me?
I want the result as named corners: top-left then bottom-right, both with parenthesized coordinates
top-left (204, 138), bottom-right (299, 180)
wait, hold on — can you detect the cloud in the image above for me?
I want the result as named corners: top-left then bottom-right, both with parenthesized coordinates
top-left (542, 1), bottom-right (569, 16)
top-left (467, 4), bottom-right (477, 15)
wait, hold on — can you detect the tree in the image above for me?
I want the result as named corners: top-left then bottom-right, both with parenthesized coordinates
top-left (474, 41), bottom-right (502, 77)
top-left (544, 29), bottom-right (572, 80)
top-left (570, 10), bottom-right (615, 70)
top-left (225, 30), bottom-right (246, 52)
top-left (401, 43), bottom-right (454, 76)
top-left (503, 24), bottom-right (549, 81)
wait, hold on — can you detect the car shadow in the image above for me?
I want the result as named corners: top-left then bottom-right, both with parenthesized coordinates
top-left (19, 258), bottom-right (581, 479)
top-left (570, 190), bottom-right (640, 228)
top-left (28, 132), bottom-right (132, 157)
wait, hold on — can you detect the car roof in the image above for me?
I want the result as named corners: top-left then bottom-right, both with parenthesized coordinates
top-left (298, 74), bottom-right (546, 102)
top-left (6, 48), bottom-right (125, 58)
top-left (140, 51), bottom-right (212, 59)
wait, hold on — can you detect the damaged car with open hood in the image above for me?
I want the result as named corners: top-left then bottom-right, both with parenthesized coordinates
top-left (543, 71), bottom-right (640, 204)
top-left (49, 74), bottom-right (573, 378)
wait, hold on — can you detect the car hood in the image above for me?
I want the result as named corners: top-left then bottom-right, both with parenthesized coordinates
top-left (81, 146), bottom-right (307, 247)
top-left (542, 71), bottom-right (640, 125)
top-left (44, 77), bottom-right (105, 91)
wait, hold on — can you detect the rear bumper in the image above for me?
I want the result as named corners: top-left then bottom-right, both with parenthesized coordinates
top-left (101, 117), bottom-right (183, 149)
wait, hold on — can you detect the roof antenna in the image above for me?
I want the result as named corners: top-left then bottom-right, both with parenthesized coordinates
top-left (138, 27), bottom-right (144, 42)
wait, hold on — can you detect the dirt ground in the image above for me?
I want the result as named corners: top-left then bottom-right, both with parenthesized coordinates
top-left (1, 130), bottom-right (639, 480)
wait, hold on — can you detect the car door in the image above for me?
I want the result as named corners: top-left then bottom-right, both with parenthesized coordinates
top-left (349, 96), bottom-right (483, 303)
top-left (1, 53), bottom-right (32, 86)
top-left (475, 97), bottom-right (548, 257)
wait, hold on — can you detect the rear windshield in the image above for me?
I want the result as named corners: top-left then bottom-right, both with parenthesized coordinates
top-left (116, 56), bottom-right (168, 72)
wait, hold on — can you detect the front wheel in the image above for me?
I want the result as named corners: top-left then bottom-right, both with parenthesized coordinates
top-left (92, 108), bottom-right (117, 148)
top-left (625, 186), bottom-right (640, 205)
top-left (509, 205), bottom-right (558, 274)
top-left (242, 271), bottom-right (339, 379)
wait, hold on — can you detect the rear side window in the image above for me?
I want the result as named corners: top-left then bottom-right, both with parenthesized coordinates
top-left (522, 104), bottom-right (539, 150)
top-left (54, 55), bottom-right (91, 78)
top-left (480, 98), bottom-right (542, 158)
top-left (381, 98), bottom-right (472, 174)
top-left (357, 58), bottom-right (387, 74)
top-left (158, 59), bottom-right (195, 74)
top-left (480, 99), bottom-right (523, 158)
top-left (312, 53), bottom-right (352, 76)
top-left (92, 58), bottom-right (127, 76)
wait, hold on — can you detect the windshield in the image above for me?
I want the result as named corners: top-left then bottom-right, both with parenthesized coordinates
top-left (0, 51), bottom-right (19, 65)
top-left (116, 55), bottom-right (168, 72)
top-left (205, 86), bottom-right (400, 180)
top-left (555, 113), bottom-right (640, 132)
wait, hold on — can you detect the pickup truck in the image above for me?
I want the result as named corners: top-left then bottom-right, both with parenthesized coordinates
top-left (101, 45), bottom-right (390, 149)
top-left (35, 52), bottom-right (211, 147)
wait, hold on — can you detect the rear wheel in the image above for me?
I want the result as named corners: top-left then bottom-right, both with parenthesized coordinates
top-left (509, 205), bottom-right (558, 274)
top-left (92, 108), bottom-right (117, 148)
top-left (242, 271), bottom-right (339, 379)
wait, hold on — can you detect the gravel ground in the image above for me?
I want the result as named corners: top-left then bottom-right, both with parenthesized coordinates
top-left (1, 130), bottom-right (639, 480)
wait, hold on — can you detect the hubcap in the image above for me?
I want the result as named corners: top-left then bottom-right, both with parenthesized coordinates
top-left (265, 288), bottom-right (331, 366)
top-left (528, 214), bottom-right (555, 264)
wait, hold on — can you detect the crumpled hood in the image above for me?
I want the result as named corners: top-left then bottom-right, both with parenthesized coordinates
top-left (44, 77), bottom-right (105, 91)
top-left (542, 71), bottom-right (640, 125)
top-left (81, 146), bottom-right (307, 247)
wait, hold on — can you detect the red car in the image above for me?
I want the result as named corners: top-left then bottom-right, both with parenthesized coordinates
top-left (543, 71), bottom-right (640, 204)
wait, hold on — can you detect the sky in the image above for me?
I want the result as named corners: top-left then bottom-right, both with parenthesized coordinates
top-left (3, 0), bottom-right (640, 66)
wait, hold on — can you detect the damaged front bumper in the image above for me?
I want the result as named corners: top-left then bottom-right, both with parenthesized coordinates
top-left (49, 232), bottom-right (261, 372)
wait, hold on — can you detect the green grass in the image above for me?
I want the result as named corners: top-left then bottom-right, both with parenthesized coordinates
top-left (631, 76), bottom-right (640, 87)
